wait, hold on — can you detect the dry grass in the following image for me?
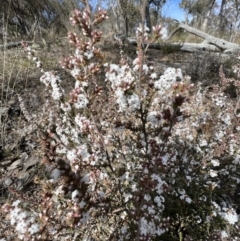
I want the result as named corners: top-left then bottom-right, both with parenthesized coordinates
top-left (0, 36), bottom-right (74, 155)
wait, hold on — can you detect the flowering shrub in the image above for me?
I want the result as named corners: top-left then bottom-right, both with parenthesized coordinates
top-left (2, 3), bottom-right (240, 241)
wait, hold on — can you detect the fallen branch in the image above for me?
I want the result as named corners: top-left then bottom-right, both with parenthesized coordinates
top-left (166, 22), bottom-right (240, 53)
top-left (127, 22), bottom-right (240, 53)
top-left (127, 39), bottom-right (220, 52)
top-left (0, 41), bottom-right (33, 50)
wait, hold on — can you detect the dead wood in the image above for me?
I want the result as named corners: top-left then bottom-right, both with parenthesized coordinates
top-left (127, 39), bottom-right (220, 52)
top-left (0, 41), bottom-right (33, 50)
top-left (127, 22), bottom-right (240, 53)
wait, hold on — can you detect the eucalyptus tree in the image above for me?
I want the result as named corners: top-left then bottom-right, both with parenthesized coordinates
top-left (108, 0), bottom-right (141, 36)
top-left (180, 0), bottom-right (216, 31)
top-left (219, 0), bottom-right (240, 41)
top-left (0, 0), bottom-right (85, 38)
top-left (109, 0), bottom-right (166, 36)
top-left (179, 0), bottom-right (240, 41)
top-left (145, 0), bottom-right (167, 33)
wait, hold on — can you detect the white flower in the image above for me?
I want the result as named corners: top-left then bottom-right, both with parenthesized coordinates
top-left (60, 102), bottom-right (71, 112)
top-left (212, 201), bottom-right (221, 211)
top-left (233, 155), bottom-right (240, 165)
top-left (199, 139), bottom-right (208, 147)
top-left (212, 96), bottom-right (226, 107)
top-left (186, 134), bottom-right (194, 141)
top-left (221, 114), bottom-right (231, 125)
top-left (120, 211), bottom-right (127, 220)
top-left (209, 169), bottom-right (218, 177)
top-left (77, 144), bottom-right (91, 162)
top-left (221, 208), bottom-right (238, 224)
top-left (124, 193), bottom-right (132, 202)
top-left (154, 67), bottom-right (182, 93)
top-left (142, 64), bottom-right (149, 74)
top-left (150, 73), bottom-right (157, 79)
top-left (84, 50), bottom-right (94, 60)
top-left (140, 217), bottom-right (148, 236)
top-left (147, 111), bottom-right (161, 126)
top-left (121, 225), bottom-right (128, 234)
top-left (211, 159), bottom-right (220, 167)
top-left (115, 89), bottom-right (127, 111)
top-left (36, 61), bottom-right (41, 68)
top-left (52, 86), bottom-right (63, 100)
top-left (185, 196), bottom-right (192, 203)
top-left (75, 115), bottom-right (93, 132)
top-left (144, 194), bottom-right (151, 201)
top-left (127, 93), bottom-right (140, 111)
top-left (16, 220), bottom-right (28, 234)
top-left (154, 196), bottom-right (164, 208)
top-left (74, 94), bottom-right (89, 109)
top-left (148, 206), bottom-right (156, 214)
top-left (12, 200), bottom-right (21, 207)
top-left (70, 68), bottom-right (81, 78)
top-left (29, 223), bottom-right (40, 234)
top-left (221, 230), bottom-right (228, 238)
top-left (9, 202), bottom-right (40, 238)
top-left (67, 149), bottom-right (78, 162)
top-left (215, 130), bottom-right (225, 140)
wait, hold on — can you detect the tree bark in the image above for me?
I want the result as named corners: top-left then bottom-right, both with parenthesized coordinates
top-left (201, 0), bottom-right (215, 32)
top-left (145, 1), bottom-right (152, 33)
top-left (218, 0), bottom-right (227, 32)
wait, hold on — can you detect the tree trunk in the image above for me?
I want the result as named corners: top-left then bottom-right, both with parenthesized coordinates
top-left (201, 0), bottom-right (215, 32)
top-left (145, 1), bottom-right (152, 33)
top-left (218, 0), bottom-right (227, 32)
top-left (111, 0), bottom-right (124, 34)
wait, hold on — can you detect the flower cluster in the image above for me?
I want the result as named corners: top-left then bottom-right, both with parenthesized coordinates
top-left (2, 200), bottom-right (40, 240)
top-left (3, 4), bottom-right (240, 241)
top-left (105, 63), bottom-right (141, 111)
